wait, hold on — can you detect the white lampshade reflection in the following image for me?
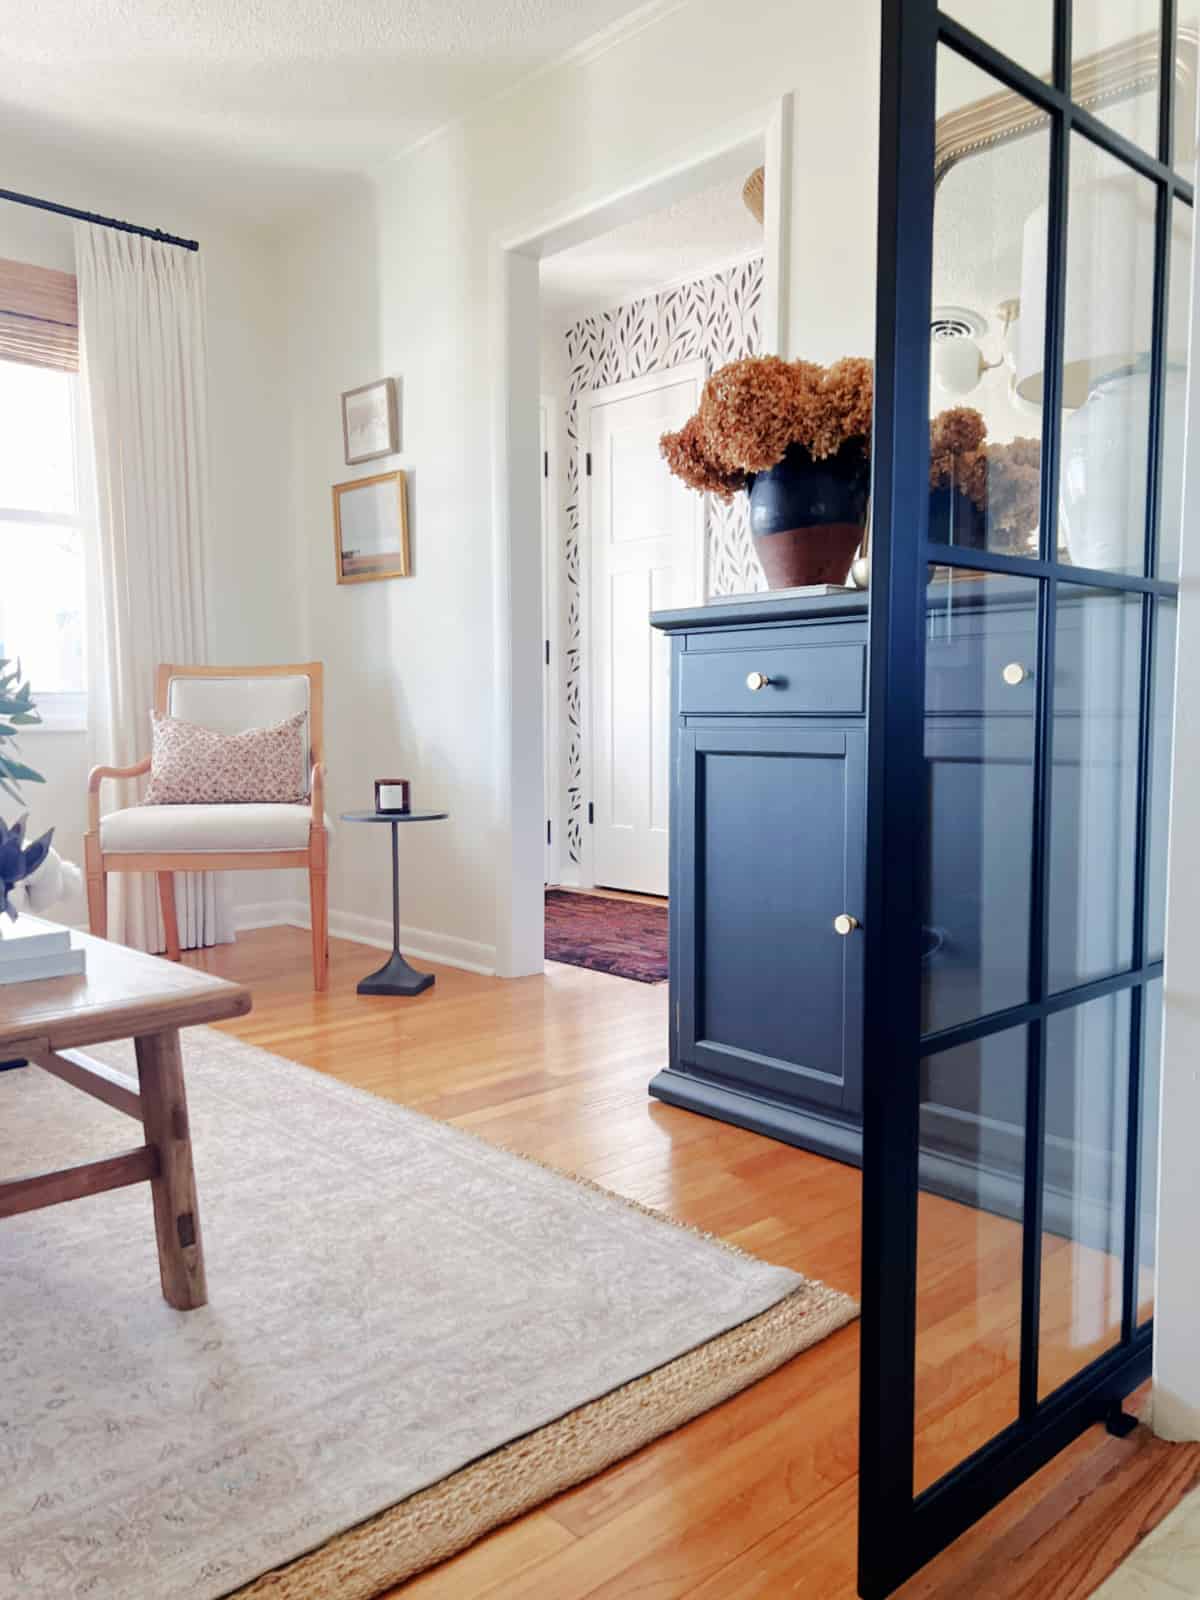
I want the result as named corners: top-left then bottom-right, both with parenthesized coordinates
top-left (1015, 176), bottom-right (1159, 407)
top-left (1015, 175), bottom-right (1190, 406)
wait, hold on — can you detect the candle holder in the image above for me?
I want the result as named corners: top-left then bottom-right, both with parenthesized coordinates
top-left (374, 778), bottom-right (411, 815)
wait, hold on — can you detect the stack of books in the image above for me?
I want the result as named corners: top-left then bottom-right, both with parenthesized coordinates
top-left (0, 922), bottom-right (86, 986)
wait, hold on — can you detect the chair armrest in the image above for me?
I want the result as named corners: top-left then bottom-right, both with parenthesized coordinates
top-left (87, 758), bottom-right (151, 833)
top-left (310, 761), bottom-right (325, 824)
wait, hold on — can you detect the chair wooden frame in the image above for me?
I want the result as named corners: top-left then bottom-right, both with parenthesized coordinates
top-left (84, 662), bottom-right (329, 990)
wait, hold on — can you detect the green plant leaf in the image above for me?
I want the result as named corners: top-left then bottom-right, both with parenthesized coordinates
top-left (0, 758), bottom-right (43, 784)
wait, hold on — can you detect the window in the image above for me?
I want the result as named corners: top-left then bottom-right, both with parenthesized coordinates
top-left (0, 358), bottom-right (86, 729)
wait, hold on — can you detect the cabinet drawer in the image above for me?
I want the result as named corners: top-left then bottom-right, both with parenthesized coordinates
top-left (926, 622), bottom-right (1039, 717)
top-left (680, 641), bottom-right (865, 716)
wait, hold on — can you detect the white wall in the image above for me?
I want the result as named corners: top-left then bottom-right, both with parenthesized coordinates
top-left (0, 147), bottom-right (299, 921)
top-left (278, 0), bottom-right (880, 968)
top-left (1152, 206), bottom-right (1200, 1442)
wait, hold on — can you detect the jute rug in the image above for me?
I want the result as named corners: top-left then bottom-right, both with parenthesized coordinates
top-left (0, 1030), bottom-right (856, 1600)
top-left (544, 889), bottom-right (669, 982)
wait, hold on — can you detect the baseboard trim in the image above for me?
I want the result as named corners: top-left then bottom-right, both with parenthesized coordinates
top-left (234, 899), bottom-right (497, 978)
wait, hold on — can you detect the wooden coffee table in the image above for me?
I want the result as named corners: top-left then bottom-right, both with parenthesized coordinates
top-left (0, 918), bottom-right (251, 1309)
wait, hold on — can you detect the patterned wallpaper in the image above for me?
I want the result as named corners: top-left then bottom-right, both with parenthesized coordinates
top-left (556, 255), bottom-right (764, 868)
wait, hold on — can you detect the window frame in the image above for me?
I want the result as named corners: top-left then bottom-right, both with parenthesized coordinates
top-left (0, 361), bottom-right (89, 732)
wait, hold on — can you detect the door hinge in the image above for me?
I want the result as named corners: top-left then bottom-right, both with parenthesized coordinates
top-left (585, 451), bottom-right (592, 476)
top-left (543, 450), bottom-right (549, 478)
top-left (546, 819), bottom-right (552, 845)
top-left (587, 802), bottom-right (594, 824)
top-left (545, 638), bottom-right (551, 666)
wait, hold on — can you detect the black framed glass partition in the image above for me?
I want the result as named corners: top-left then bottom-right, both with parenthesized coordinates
top-left (859, 0), bottom-right (1191, 1591)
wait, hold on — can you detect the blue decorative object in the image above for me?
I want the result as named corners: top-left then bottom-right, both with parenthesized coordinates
top-left (0, 814), bottom-right (54, 922)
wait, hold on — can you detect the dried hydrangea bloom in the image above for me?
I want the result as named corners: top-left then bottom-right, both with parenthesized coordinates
top-left (659, 354), bottom-right (875, 496)
top-left (698, 355), bottom-right (805, 474)
top-left (929, 406), bottom-right (988, 493)
top-left (809, 357), bottom-right (874, 460)
top-left (659, 415), bottom-right (747, 501)
top-left (986, 437), bottom-right (1041, 541)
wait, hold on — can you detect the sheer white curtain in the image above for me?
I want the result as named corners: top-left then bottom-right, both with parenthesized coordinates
top-left (76, 223), bottom-right (233, 952)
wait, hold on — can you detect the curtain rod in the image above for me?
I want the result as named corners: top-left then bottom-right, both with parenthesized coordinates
top-left (0, 188), bottom-right (199, 252)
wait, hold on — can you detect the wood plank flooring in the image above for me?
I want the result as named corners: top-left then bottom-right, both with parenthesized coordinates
top-left (187, 926), bottom-right (1200, 1598)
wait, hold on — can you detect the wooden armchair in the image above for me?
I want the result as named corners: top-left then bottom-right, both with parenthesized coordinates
top-left (84, 662), bottom-right (330, 989)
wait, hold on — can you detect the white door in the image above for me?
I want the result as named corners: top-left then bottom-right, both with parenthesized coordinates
top-left (585, 362), bottom-right (705, 895)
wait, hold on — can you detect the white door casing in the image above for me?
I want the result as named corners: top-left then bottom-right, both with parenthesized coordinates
top-left (581, 361), bottom-right (706, 895)
top-left (540, 398), bottom-right (558, 884)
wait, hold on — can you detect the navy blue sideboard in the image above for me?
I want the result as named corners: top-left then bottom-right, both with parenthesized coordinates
top-left (651, 583), bottom-right (1143, 1248)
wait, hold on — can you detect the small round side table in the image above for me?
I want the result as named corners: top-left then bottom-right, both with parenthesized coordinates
top-left (341, 809), bottom-right (449, 996)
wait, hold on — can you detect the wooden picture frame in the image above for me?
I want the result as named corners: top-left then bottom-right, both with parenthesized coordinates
top-left (333, 471), bottom-right (411, 584)
top-left (341, 377), bottom-right (398, 465)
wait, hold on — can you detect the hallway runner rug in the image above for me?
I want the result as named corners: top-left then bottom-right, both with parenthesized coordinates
top-left (0, 1028), bottom-right (856, 1600)
top-left (544, 887), bottom-right (669, 982)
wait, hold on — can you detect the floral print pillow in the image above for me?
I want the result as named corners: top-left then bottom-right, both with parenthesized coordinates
top-left (142, 710), bottom-right (308, 805)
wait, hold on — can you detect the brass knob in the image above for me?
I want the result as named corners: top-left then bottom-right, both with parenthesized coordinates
top-left (833, 913), bottom-right (860, 937)
top-left (1001, 662), bottom-right (1031, 687)
top-left (746, 671), bottom-right (772, 691)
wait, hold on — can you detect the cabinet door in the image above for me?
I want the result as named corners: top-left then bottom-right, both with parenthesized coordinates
top-left (676, 725), bottom-right (865, 1113)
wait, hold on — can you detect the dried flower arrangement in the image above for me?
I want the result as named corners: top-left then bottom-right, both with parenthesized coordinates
top-left (660, 355), bottom-right (874, 502)
top-left (929, 407), bottom-right (1042, 552)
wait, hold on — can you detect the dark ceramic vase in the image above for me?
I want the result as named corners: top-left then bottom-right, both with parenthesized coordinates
top-left (929, 483), bottom-right (987, 549)
top-left (746, 440), bottom-right (870, 589)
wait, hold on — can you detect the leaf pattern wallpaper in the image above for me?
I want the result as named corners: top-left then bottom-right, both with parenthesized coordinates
top-left (556, 255), bottom-right (765, 869)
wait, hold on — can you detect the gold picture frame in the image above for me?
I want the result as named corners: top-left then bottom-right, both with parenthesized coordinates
top-left (935, 28), bottom-right (1198, 187)
top-left (332, 471), bottom-right (411, 585)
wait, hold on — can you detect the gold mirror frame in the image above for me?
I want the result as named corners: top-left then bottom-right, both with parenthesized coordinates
top-left (935, 29), bottom-right (1198, 187)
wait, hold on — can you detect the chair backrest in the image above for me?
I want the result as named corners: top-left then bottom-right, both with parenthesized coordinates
top-left (155, 663), bottom-right (324, 792)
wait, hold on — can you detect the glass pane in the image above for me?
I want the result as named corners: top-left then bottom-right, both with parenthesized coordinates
top-left (0, 521), bottom-right (86, 693)
top-left (932, 51), bottom-right (1049, 558)
top-left (924, 574), bottom-right (1039, 1035)
top-left (915, 1025), bottom-right (1028, 1494)
top-left (1175, 0), bottom-right (1199, 176)
top-left (1136, 979), bottom-right (1163, 1325)
top-left (1158, 202), bottom-right (1195, 580)
top-left (1039, 992), bottom-right (1131, 1398)
top-left (1072, 0), bottom-right (1161, 157)
top-left (0, 360), bottom-right (77, 516)
top-left (1146, 597), bottom-right (1178, 960)
top-left (939, 0), bottom-right (1051, 79)
top-left (1016, 142), bottom-right (1157, 575)
top-left (1049, 586), bottom-right (1141, 992)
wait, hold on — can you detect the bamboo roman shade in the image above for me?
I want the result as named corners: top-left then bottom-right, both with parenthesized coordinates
top-left (0, 257), bottom-right (78, 371)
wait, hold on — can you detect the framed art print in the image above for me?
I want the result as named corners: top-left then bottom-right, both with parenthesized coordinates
top-left (333, 471), bottom-right (410, 584)
top-left (341, 377), bottom-right (398, 465)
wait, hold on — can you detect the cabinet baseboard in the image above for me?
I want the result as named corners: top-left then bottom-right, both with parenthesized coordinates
top-left (648, 1069), bottom-right (863, 1167)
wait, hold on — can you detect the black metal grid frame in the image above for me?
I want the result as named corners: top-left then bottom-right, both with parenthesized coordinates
top-left (859, 1), bottom-right (1189, 1594)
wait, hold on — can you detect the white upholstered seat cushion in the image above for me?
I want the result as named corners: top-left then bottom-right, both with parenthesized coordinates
top-left (101, 804), bottom-right (330, 854)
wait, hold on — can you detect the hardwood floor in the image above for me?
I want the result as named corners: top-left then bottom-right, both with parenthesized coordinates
top-left (188, 926), bottom-right (1200, 1599)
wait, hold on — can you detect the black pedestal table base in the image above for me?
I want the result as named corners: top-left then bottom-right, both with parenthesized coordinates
top-left (339, 807), bottom-right (450, 999)
top-left (357, 951), bottom-right (435, 997)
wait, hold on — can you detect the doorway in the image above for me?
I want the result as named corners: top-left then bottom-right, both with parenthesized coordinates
top-left (536, 154), bottom-right (779, 917)
top-left (582, 362), bottom-right (705, 896)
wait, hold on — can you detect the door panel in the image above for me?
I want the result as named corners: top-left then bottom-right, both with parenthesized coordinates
top-left (859, 1), bottom-right (1187, 1593)
top-left (588, 371), bottom-right (703, 893)
top-left (678, 726), bottom-right (865, 1113)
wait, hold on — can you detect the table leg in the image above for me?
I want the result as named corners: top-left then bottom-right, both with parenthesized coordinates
top-left (135, 1028), bottom-right (207, 1310)
top-left (356, 820), bottom-right (436, 996)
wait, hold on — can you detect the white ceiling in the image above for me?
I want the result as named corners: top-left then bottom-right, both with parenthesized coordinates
top-left (0, 0), bottom-right (660, 217)
top-left (539, 173), bottom-right (764, 321)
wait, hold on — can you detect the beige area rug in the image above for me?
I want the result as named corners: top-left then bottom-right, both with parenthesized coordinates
top-left (0, 1030), bottom-right (857, 1600)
